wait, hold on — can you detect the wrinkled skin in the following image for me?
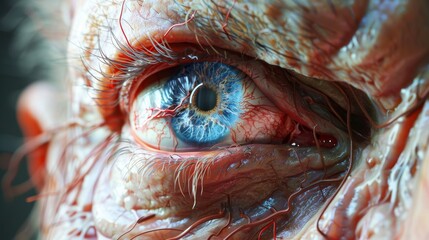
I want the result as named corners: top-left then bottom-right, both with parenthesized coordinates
top-left (14, 0), bottom-right (429, 239)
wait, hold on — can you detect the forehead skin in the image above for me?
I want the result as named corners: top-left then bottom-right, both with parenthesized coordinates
top-left (69, 0), bottom-right (429, 112)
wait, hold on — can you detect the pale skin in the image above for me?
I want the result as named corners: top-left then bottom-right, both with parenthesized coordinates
top-left (12, 0), bottom-right (429, 239)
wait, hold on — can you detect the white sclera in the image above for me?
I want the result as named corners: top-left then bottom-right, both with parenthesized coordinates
top-left (131, 80), bottom-right (177, 149)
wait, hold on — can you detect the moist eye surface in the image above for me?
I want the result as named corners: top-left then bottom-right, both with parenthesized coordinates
top-left (130, 59), bottom-right (298, 151)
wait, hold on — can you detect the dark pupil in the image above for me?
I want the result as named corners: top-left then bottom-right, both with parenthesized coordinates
top-left (194, 85), bottom-right (217, 111)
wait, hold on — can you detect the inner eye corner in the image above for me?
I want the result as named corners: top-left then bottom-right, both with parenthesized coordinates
top-left (289, 70), bottom-right (376, 141)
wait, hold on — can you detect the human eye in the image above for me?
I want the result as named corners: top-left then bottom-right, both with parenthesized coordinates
top-left (94, 39), bottom-right (365, 238)
top-left (127, 54), bottom-right (329, 152)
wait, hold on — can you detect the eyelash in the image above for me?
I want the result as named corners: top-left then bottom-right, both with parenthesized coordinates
top-left (87, 37), bottom-right (177, 93)
top-left (81, 33), bottom-right (229, 133)
top-left (88, 37), bottom-right (306, 153)
top-left (85, 34), bottom-right (236, 113)
top-left (84, 32), bottom-right (368, 150)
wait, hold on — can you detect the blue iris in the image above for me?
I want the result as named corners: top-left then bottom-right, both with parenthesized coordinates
top-left (161, 62), bottom-right (244, 145)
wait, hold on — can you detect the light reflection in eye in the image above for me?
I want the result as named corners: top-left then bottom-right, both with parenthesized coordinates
top-left (130, 61), bottom-right (295, 152)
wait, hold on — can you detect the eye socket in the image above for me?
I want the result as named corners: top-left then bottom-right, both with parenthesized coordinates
top-left (129, 61), bottom-right (294, 152)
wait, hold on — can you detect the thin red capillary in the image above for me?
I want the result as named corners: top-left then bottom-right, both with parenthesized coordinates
top-left (221, 0), bottom-right (236, 41)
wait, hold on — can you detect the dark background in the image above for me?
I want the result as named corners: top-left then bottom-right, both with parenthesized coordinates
top-left (0, 0), bottom-right (39, 239)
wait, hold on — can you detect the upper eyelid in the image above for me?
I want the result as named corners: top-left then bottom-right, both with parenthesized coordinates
top-left (115, 45), bottom-right (247, 115)
top-left (85, 38), bottom-right (238, 131)
top-left (90, 42), bottom-right (216, 105)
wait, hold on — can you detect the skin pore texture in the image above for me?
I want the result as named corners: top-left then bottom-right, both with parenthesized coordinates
top-left (7, 0), bottom-right (429, 239)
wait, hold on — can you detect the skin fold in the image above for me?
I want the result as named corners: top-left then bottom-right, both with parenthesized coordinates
top-left (8, 0), bottom-right (429, 239)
